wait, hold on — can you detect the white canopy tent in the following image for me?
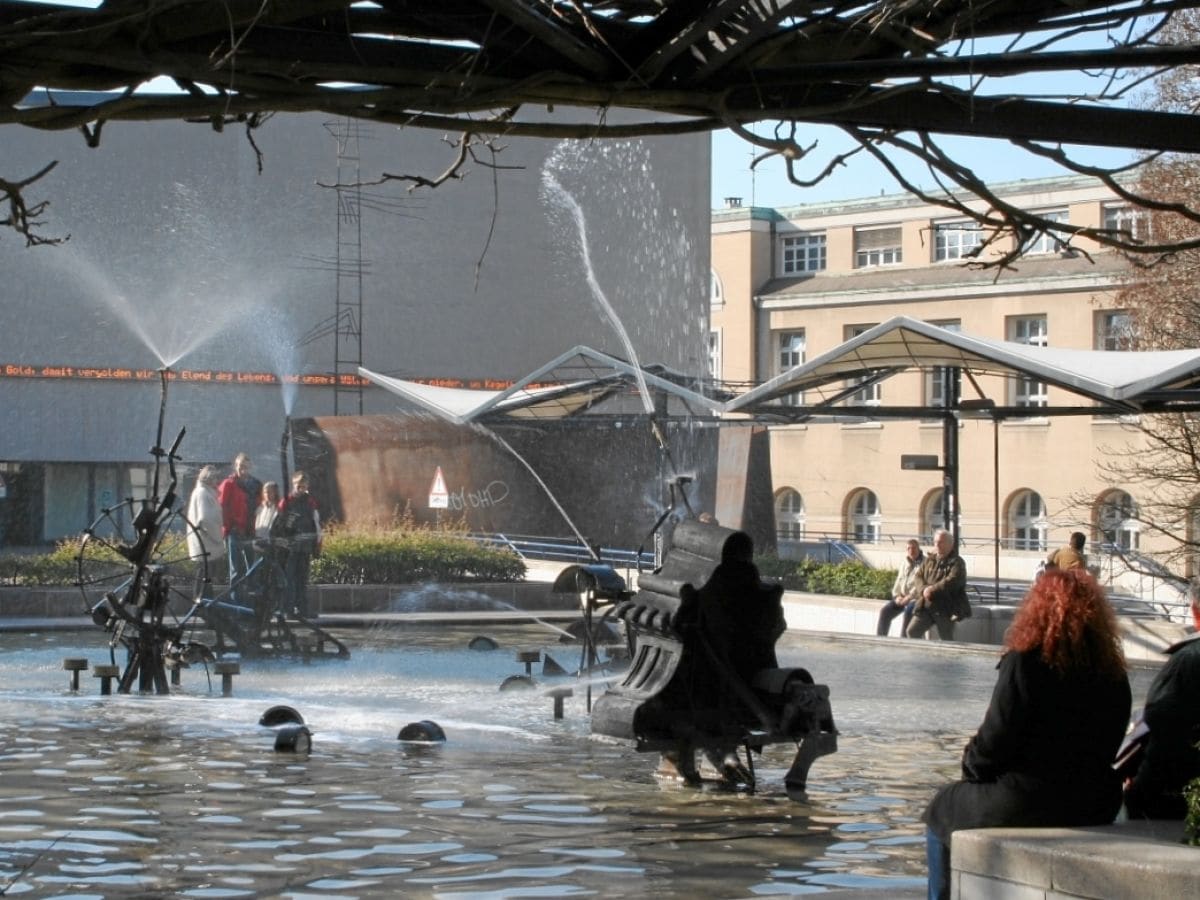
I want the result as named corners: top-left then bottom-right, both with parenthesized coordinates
top-left (359, 345), bottom-right (725, 424)
top-left (727, 316), bottom-right (1200, 420)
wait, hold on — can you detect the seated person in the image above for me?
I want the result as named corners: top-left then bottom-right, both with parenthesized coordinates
top-left (1124, 581), bottom-right (1200, 819)
top-left (878, 538), bottom-right (923, 637)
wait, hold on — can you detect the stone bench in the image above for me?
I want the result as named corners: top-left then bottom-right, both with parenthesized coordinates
top-left (952, 819), bottom-right (1199, 899)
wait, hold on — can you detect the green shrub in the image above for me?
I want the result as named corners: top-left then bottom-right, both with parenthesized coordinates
top-left (0, 538), bottom-right (86, 586)
top-left (1186, 776), bottom-right (1200, 846)
top-left (755, 554), bottom-right (894, 600)
top-left (310, 527), bottom-right (526, 584)
top-left (1, 526), bottom-right (526, 588)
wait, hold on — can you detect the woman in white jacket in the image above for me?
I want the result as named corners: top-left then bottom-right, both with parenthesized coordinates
top-left (186, 465), bottom-right (226, 565)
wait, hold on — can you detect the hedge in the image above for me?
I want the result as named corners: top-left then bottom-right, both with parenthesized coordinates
top-left (0, 527), bottom-right (526, 587)
top-left (755, 555), bottom-right (895, 600)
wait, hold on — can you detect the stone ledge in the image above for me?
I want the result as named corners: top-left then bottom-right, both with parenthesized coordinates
top-left (952, 821), bottom-right (1199, 900)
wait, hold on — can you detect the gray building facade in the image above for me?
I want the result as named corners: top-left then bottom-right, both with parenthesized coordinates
top-left (1, 102), bottom-right (709, 544)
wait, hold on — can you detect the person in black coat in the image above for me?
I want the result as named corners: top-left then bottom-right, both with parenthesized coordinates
top-left (923, 569), bottom-right (1131, 900)
top-left (1124, 582), bottom-right (1200, 819)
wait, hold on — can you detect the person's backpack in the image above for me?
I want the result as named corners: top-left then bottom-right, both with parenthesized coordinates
top-left (271, 498), bottom-right (313, 540)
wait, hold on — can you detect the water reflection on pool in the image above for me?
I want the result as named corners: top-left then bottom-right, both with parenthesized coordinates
top-left (0, 627), bottom-right (1156, 898)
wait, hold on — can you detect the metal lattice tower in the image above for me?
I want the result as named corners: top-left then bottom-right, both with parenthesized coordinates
top-left (329, 119), bottom-right (365, 415)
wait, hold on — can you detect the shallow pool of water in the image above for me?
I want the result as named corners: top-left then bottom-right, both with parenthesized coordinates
top-left (0, 626), bottom-right (1157, 898)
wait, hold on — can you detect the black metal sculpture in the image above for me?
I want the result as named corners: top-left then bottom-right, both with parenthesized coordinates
top-left (590, 519), bottom-right (837, 797)
top-left (76, 371), bottom-right (347, 693)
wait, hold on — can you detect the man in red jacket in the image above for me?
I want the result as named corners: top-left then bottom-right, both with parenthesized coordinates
top-left (217, 452), bottom-right (262, 580)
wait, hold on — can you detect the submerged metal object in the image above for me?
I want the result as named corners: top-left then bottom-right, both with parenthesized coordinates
top-left (590, 519), bottom-right (838, 797)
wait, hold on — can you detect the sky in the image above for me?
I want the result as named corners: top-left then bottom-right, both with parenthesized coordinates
top-left (709, 125), bottom-right (1140, 212)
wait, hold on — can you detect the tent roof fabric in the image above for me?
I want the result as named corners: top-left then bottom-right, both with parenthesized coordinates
top-left (361, 320), bottom-right (1200, 424)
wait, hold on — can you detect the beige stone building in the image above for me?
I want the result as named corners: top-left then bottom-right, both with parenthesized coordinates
top-left (709, 175), bottom-right (1164, 586)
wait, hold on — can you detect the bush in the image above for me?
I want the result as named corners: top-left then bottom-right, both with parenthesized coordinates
top-left (1, 526), bottom-right (526, 588)
top-left (310, 526), bottom-right (526, 584)
top-left (1185, 776), bottom-right (1200, 846)
top-left (0, 539), bottom-right (85, 586)
top-left (755, 554), bottom-right (895, 600)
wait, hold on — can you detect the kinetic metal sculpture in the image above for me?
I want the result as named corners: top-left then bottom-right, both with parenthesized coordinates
top-left (76, 370), bottom-right (347, 694)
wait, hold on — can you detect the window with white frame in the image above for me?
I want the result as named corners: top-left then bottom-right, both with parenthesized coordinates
top-left (922, 490), bottom-right (946, 543)
top-left (1102, 203), bottom-right (1148, 243)
top-left (710, 269), bottom-right (723, 307)
top-left (845, 324), bottom-right (881, 405)
top-left (1009, 315), bottom-right (1049, 407)
top-left (848, 489), bottom-right (882, 543)
top-left (127, 465), bottom-right (151, 501)
top-left (1099, 490), bottom-right (1139, 550)
top-left (780, 233), bottom-right (827, 275)
top-left (1010, 490), bottom-right (1048, 551)
top-left (1023, 209), bottom-right (1069, 254)
top-left (775, 489), bottom-right (806, 541)
top-left (926, 321), bottom-right (962, 407)
top-left (854, 225), bottom-right (902, 268)
top-left (1096, 310), bottom-right (1136, 351)
top-left (774, 330), bottom-right (805, 406)
top-left (934, 221), bottom-right (983, 261)
top-left (707, 330), bottom-right (722, 381)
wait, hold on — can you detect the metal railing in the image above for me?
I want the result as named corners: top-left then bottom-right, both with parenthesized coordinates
top-left (468, 532), bottom-right (655, 570)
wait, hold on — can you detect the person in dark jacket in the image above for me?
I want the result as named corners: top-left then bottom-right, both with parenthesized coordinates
top-left (1124, 581), bottom-right (1200, 819)
top-left (907, 528), bottom-right (969, 640)
top-left (923, 569), bottom-right (1131, 900)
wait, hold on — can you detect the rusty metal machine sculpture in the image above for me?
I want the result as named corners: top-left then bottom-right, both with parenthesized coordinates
top-left (590, 519), bottom-right (837, 797)
top-left (76, 371), bottom-right (347, 694)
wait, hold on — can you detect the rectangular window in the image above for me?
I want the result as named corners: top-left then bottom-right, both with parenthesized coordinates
top-left (1102, 204), bottom-right (1148, 243)
top-left (926, 321), bottom-right (962, 407)
top-left (1096, 310), bottom-right (1136, 351)
top-left (780, 233), bottom-right (826, 274)
top-left (1009, 315), bottom-right (1048, 407)
top-left (707, 330), bottom-right (722, 381)
top-left (774, 330), bottom-right (805, 405)
top-left (845, 324), bottom-right (881, 405)
top-left (1024, 209), bottom-right (1069, 255)
top-left (854, 226), bottom-right (902, 268)
top-left (934, 221), bottom-right (982, 261)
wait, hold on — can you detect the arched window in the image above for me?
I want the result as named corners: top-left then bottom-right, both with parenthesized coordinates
top-left (1009, 490), bottom-right (1048, 551)
top-left (775, 489), bottom-right (805, 541)
top-left (921, 489), bottom-right (945, 543)
top-left (710, 269), bottom-right (724, 307)
top-left (1098, 490), bottom-right (1139, 551)
top-left (848, 489), bottom-right (882, 543)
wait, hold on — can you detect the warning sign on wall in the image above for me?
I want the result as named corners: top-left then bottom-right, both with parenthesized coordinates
top-left (428, 466), bottom-right (449, 509)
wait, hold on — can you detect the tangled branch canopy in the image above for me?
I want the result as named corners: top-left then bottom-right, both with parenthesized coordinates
top-left (3, 0), bottom-right (1200, 252)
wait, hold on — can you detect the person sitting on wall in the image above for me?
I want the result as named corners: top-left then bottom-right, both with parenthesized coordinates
top-left (922, 569), bottom-right (1131, 900)
top-left (1123, 581), bottom-right (1200, 820)
top-left (907, 528), bottom-right (970, 640)
top-left (878, 538), bottom-right (923, 637)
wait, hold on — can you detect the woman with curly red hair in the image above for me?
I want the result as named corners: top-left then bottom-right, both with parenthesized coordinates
top-left (922, 569), bottom-right (1131, 900)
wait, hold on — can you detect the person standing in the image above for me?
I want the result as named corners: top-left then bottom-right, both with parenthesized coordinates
top-left (1045, 531), bottom-right (1088, 572)
top-left (218, 453), bottom-right (262, 580)
top-left (274, 470), bottom-right (321, 618)
top-left (1124, 581), bottom-right (1200, 820)
top-left (254, 481), bottom-right (280, 541)
top-left (185, 465), bottom-right (225, 567)
top-left (923, 569), bottom-right (1131, 900)
top-left (907, 528), bottom-right (968, 640)
top-left (878, 539), bottom-right (923, 637)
